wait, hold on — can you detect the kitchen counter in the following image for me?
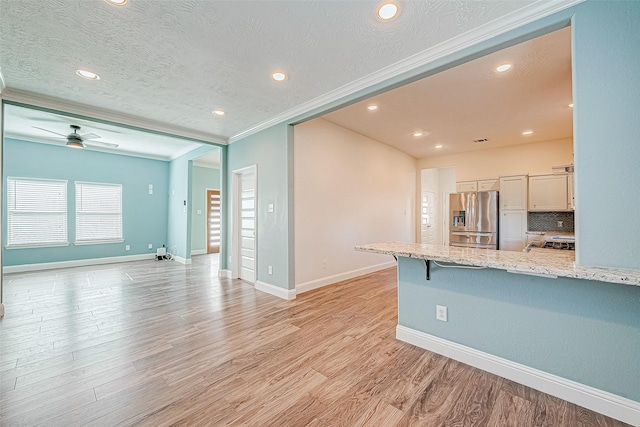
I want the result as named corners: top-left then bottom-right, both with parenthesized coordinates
top-left (355, 242), bottom-right (640, 286)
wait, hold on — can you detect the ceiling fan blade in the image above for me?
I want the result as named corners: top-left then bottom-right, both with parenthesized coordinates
top-left (85, 140), bottom-right (119, 149)
top-left (32, 126), bottom-right (66, 138)
top-left (80, 133), bottom-right (101, 140)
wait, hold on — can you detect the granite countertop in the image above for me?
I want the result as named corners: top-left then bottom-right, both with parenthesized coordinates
top-left (355, 242), bottom-right (640, 287)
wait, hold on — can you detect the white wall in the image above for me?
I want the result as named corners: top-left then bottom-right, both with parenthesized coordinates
top-left (294, 118), bottom-right (416, 292)
top-left (418, 138), bottom-right (573, 181)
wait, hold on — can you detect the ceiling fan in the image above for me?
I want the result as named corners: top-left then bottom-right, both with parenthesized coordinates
top-left (32, 124), bottom-right (119, 149)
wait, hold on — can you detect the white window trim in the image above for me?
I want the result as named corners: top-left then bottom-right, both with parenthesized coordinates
top-left (74, 181), bottom-right (123, 245)
top-left (6, 177), bottom-right (69, 249)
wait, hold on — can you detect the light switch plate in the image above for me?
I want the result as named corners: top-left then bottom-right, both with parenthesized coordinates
top-left (267, 203), bottom-right (274, 213)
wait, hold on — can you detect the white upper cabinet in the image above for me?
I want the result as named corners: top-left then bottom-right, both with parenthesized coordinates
top-left (528, 175), bottom-right (569, 211)
top-left (456, 181), bottom-right (478, 192)
top-left (478, 179), bottom-right (499, 191)
top-left (499, 175), bottom-right (528, 210)
top-left (456, 179), bottom-right (499, 193)
top-left (567, 173), bottom-right (575, 210)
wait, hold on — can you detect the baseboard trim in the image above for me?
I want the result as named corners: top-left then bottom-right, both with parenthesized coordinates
top-left (2, 253), bottom-right (156, 274)
top-left (255, 280), bottom-right (296, 300)
top-left (296, 261), bottom-right (396, 294)
top-left (396, 325), bottom-right (640, 426)
top-left (190, 249), bottom-right (207, 256)
top-left (219, 269), bottom-right (232, 279)
top-left (174, 256), bottom-right (192, 265)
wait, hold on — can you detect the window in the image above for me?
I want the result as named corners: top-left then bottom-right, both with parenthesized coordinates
top-left (75, 181), bottom-right (123, 244)
top-left (6, 177), bottom-right (68, 248)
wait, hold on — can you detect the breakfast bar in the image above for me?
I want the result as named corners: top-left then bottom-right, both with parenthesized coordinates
top-left (355, 242), bottom-right (640, 425)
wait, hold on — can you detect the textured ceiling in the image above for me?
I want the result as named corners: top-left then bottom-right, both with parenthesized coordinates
top-left (0, 0), bottom-right (546, 142)
top-left (322, 27), bottom-right (573, 158)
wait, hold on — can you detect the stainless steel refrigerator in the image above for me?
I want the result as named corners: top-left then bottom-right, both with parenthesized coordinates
top-left (449, 191), bottom-right (499, 249)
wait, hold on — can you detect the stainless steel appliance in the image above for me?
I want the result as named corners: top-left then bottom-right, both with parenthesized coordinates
top-left (449, 191), bottom-right (499, 249)
top-left (524, 234), bottom-right (575, 251)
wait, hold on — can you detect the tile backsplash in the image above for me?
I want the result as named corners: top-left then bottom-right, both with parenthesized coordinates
top-left (528, 211), bottom-right (575, 232)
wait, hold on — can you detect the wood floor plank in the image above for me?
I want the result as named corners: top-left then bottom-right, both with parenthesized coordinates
top-left (0, 256), bottom-right (631, 426)
top-left (487, 389), bottom-right (536, 426)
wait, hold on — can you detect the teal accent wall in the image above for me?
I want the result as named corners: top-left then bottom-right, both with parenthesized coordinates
top-left (397, 256), bottom-right (640, 402)
top-left (190, 166), bottom-right (220, 252)
top-left (2, 138), bottom-right (169, 265)
top-left (572, 1), bottom-right (640, 269)
top-left (225, 124), bottom-right (293, 289)
top-left (167, 145), bottom-right (217, 261)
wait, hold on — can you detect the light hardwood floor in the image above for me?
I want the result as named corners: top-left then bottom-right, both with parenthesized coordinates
top-left (0, 255), bottom-right (629, 426)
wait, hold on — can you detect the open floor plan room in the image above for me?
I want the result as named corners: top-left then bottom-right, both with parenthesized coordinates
top-left (0, 257), bottom-right (628, 426)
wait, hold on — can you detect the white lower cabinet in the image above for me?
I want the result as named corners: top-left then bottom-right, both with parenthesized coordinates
top-left (500, 210), bottom-right (527, 251)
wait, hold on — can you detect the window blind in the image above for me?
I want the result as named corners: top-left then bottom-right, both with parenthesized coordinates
top-left (6, 177), bottom-right (68, 247)
top-left (75, 182), bottom-right (123, 243)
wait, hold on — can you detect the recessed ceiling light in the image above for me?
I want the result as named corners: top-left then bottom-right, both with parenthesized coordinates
top-left (522, 130), bottom-right (533, 135)
top-left (434, 144), bottom-right (443, 149)
top-left (367, 105), bottom-right (378, 111)
top-left (413, 131), bottom-right (424, 137)
top-left (105, 0), bottom-right (127, 5)
top-left (568, 103), bottom-right (574, 108)
top-left (377, 2), bottom-right (399, 20)
top-left (75, 69), bottom-right (100, 80)
top-left (495, 63), bottom-right (512, 73)
top-left (272, 72), bottom-right (287, 82)
top-left (212, 110), bottom-right (226, 116)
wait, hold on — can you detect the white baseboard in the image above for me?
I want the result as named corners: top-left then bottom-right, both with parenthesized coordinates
top-left (174, 256), bottom-right (192, 265)
top-left (296, 261), bottom-right (396, 294)
top-left (2, 253), bottom-right (156, 274)
top-left (255, 280), bottom-right (296, 300)
top-left (396, 325), bottom-right (640, 426)
top-left (219, 269), bottom-right (232, 279)
top-left (190, 249), bottom-right (207, 256)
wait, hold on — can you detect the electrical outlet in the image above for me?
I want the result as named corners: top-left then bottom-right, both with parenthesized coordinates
top-left (557, 220), bottom-right (563, 228)
top-left (268, 265), bottom-right (273, 275)
top-left (148, 244), bottom-right (153, 250)
top-left (125, 245), bottom-right (131, 251)
top-left (436, 305), bottom-right (448, 322)
top-left (322, 260), bottom-right (327, 269)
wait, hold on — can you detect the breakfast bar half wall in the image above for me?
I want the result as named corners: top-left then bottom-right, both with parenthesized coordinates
top-left (356, 242), bottom-right (640, 426)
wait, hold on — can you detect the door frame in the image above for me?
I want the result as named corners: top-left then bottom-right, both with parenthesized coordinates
top-left (231, 164), bottom-right (257, 281)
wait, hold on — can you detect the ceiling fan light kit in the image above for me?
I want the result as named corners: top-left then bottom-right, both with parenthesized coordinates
top-left (33, 124), bottom-right (119, 149)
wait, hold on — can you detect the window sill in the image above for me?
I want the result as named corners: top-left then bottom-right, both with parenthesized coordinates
top-left (74, 239), bottom-right (125, 246)
top-left (6, 242), bottom-right (70, 250)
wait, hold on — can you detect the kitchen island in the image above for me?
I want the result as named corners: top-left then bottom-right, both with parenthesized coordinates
top-left (355, 242), bottom-right (640, 425)
top-left (356, 242), bottom-right (640, 286)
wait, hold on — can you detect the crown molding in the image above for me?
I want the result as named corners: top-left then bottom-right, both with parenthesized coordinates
top-left (229, 0), bottom-right (583, 143)
top-left (1, 88), bottom-right (228, 145)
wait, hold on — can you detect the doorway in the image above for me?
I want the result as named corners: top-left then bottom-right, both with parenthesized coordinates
top-left (232, 165), bottom-right (257, 284)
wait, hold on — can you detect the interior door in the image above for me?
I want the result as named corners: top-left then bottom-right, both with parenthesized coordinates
top-left (206, 189), bottom-right (220, 253)
top-left (239, 171), bottom-right (256, 283)
top-left (421, 190), bottom-right (436, 244)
